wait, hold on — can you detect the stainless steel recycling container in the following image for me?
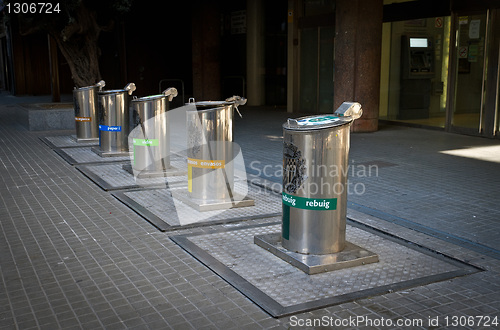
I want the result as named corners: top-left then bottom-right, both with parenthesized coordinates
top-left (131, 88), bottom-right (178, 172)
top-left (281, 102), bottom-right (362, 255)
top-left (73, 80), bottom-right (105, 141)
top-left (97, 83), bottom-right (136, 154)
top-left (187, 96), bottom-right (246, 201)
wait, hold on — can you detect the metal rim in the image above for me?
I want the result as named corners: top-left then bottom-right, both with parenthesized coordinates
top-left (98, 89), bottom-right (129, 95)
top-left (283, 114), bottom-right (353, 131)
top-left (132, 94), bottom-right (165, 102)
top-left (74, 85), bottom-right (100, 92)
top-left (189, 104), bottom-right (234, 113)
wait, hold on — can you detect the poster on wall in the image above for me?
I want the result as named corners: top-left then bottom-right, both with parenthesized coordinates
top-left (469, 20), bottom-right (481, 39)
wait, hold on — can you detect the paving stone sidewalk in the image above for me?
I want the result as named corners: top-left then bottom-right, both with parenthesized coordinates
top-left (0, 94), bottom-right (499, 329)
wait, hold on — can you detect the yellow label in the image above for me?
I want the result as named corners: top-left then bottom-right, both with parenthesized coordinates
top-left (187, 158), bottom-right (225, 169)
top-left (188, 164), bottom-right (192, 193)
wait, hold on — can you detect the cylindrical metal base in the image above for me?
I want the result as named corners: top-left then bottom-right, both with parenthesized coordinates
top-left (131, 95), bottom-right (170, 172)
top-left (187, 103), bottom-right (234, 202)
top-left (73, 86), bottom-right (100, 140)
top-left (98, 90), bottom-right (131, 153)
top-left (282, 118), bottom-right (352, 255)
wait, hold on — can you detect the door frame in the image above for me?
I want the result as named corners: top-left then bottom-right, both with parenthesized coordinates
top-left (446, 8), bottom-right (500, 138)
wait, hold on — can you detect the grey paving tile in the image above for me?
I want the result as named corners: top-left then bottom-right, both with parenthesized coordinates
top-left (1, 102), bottom-right (500, 328)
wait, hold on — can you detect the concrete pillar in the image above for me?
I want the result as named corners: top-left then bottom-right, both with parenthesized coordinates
top-left (192, 1), bottom-right (221, 100)
top-left (334, 0), bottom-right (383, 132)
top-left (246, 0), bottom-right (265, 106)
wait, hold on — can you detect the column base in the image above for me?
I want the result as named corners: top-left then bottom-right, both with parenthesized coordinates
top-left (254, 232), bottom-right (379, 275)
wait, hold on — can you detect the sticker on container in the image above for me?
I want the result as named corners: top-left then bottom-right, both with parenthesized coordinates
top-left (133, 138), bottom-right (159, 146)
top-left (187, 158), bottom-right (225, 169)
top-left (75, 116), bottom-right (91, 122)
top-left (297, 115), bottom-right (340, 126)
top-left (282, 192), bottom-right (337, 211)
top-left (99, 125), bottom-right (122, 132)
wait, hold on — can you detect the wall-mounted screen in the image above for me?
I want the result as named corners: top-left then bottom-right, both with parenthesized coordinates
top-left (410, 38), bottom-right (428, 48)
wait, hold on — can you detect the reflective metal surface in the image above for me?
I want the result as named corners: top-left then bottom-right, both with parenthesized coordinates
top-left (187, 104), bottom-right (234, 201)
top-left (73, 80), bottom-right (105, 141)
top-left (97, 83), bottom-right (136, 153)
top-left (281, 102), bottom-right (362, 255)
top-left (131, 88), bottom-right (178, 172)
top-left (186, 96), bottom-right (246, 202)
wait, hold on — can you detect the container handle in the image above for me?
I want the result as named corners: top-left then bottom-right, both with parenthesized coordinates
top-left (124, 83), bottom-right (136, 96)
top-left (162, 87), bottom-right (178, 102)
top-left (334, 102), bottom-right (362, 120)
top-left (225, 95), bottom-right (247, 118)
top-left (188, 97), bottom-right (195, 104)
top-left (287, 118), bottom-right (299, 128)
top-left (95, 80), bottom-right (106, 91)
top-left (225, 95), bottom-right (247, 106)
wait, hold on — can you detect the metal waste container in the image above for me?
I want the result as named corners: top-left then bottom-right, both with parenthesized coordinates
top-left (131, 88), bottom-right (178, 172)
top-left (94, 83), bottom-right (136, 155)
top-left (187, 96), bottom-right (246, 201)
top-left (73, 80), bottom-right (105, 141)
top-left (281, 102), bottom-right (362, 255)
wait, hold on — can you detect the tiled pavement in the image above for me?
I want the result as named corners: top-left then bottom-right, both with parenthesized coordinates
top-left (1, 93), bottom-right (500, 329)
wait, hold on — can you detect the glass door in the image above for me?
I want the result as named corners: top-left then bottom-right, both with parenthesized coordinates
top-left (450, 12), bottom-right (489, 134)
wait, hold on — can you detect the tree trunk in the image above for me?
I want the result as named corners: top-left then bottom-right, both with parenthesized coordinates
top-left (52, 34), bottom-right (102, 87)
top-left (50, 5), bottom-right (103, 88)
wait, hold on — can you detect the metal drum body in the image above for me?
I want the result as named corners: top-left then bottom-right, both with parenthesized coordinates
top-left (131, 95), bottom-right (170, 171)
top-left (73, 85), bottom-right (100, 140)
top-left (98, 89), bottom-right (132, 153)
top-left (282, 115), bottom-right (353, 255)
top-left (187, 102), bottom-right (234, 201)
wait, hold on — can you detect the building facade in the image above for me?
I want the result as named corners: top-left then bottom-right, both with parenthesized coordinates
top-left (1, 0), bottom-right (499, 137)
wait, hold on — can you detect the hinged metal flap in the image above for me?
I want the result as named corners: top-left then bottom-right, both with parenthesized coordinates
top-left (162, 87), bottom-right (178, 101)
top-left (124, 83), bottom-right (137, 96)
top-left (287, 118), bottom-right (299, 128)
top-left (334, 102), bottom-right (362, 120)
top-left (95, 80), bottom-right (106, 91)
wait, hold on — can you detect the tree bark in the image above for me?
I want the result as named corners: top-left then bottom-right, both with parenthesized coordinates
top-left (49, 5), bottom-right (103, 87)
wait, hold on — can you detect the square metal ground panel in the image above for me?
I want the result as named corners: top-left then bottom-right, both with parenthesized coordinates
top-left (170, 221), bottom-right (482, 318)
top-left (54, 146), bottom-right (131, 165)
top-left (40, 135), bottom-right (99, 149)
top-left (254, 234), bottom-right (379, 275)
top-left (112, 182), bottom-right (281, 231)
top-left (76, 155), bottom-right (188, 191)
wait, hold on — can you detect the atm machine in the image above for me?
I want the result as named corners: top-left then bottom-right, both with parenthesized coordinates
top-left (399, 35), bottom-right (434, 119)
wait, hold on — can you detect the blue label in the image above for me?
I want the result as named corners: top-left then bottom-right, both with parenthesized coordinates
top-left (99, 125), bottom-right (122, 132)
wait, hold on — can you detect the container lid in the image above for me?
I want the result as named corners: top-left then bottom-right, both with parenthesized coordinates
top-left (283, 114), bottom-right (352, 131)
top-left (74, 80), bottom-right (105, 92)
top-left (99, 89), bottom-right (129, 94)
top-left (187, 96), bottom-right (246, 108)
top-left (189, 100), bottom-right (231, 107)
top-left (74, 85), bottom-right (99, 91)
top-left (132, 94), bottom-right (165, 103)
top-left (98, 83), bottom-right (136, 96)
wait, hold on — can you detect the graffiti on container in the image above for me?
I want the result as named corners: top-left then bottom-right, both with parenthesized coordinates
top-left (283, 142), bottom-right (307, 194)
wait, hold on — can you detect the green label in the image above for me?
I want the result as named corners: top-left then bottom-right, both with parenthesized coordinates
top-left (133, 138), bottom-right (159, 146)
top-left (282, 204), bottom-right (290, 240)
top-left (282, 192), bottom-right (337, 211)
